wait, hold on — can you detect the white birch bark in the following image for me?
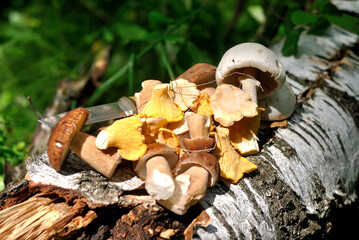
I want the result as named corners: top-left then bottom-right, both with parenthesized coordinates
top-left (196, 25), bottom-right (359, 239)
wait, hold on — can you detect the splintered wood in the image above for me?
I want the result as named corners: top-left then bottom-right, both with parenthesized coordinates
top-left (0, 193), bottom-right (96, 239)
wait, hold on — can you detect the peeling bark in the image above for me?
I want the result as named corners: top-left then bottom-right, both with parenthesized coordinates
top-left (1, 23), bottom-right (358, 240)
top-left (195, 25), bottom-right (359, 239)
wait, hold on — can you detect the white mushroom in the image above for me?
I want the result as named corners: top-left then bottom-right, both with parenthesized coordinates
top-left (258, 81), bottom-right (296, 121)
top-left (133, 143), bottom-right (178, 200)
top-left (216, 43), bottom-right (286, 104)
top-left (158, 152), bottom-right (219, 215)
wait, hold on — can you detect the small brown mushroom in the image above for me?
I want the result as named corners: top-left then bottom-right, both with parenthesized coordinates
top-left (134, 143), bottom-right (178, 200)
top-left (181, 113), bottom-right (215, 151)
top-left (48, 107), bottom-right (121, 178)
top-left (158, 152), bottom-right (219, 215)
top-left (176, 63), bottom-right (217, 90)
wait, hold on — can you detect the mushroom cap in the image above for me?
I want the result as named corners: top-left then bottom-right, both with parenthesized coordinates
top-left (258, 81), bottom-right (296, 121)
top-left (140, 84), bottom-right (183, 123)
top-left (176, 63), bottom-right (217, 90)
top-left (134, 143), bottom-right (178, 179)
top-left (95, 115), bottom-right (147, 161)
top-left (173, 152), bottom-right (219, 187)
top-left (134, 79), bottom-right (162, 113)
top-left (182, 137), bottom-right (216, 151)
top-left (210, 84), bottom-right (258, 127)
top-left (48, 107), bottom-right (89, 171)
top-left (169, 79), bottom-right (200, 111)
top-left (216, 43), bottom-right (286, 99)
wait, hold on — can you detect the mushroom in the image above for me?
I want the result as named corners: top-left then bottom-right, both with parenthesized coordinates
top-left (140, 84), bottom-right (183, 123)
top-left (158, 152), bottom-right (219, 215)
top-left (176, 63), bottom-right (217, 90)
top-left (229, 108), bottom-right (264, 156)
top-left (210, 84), bottom-right (258, 127)
top-left (134, 143), bottom-right (178, 200)
top-left (155, 128), bottom-right (181, 152)
top-left (192, 93), bottom-right (214, 117)
top-left (169, 78), bottom-right (200, 111)
top-left (95, 115), bottom-right (147, 161)
top-left (216, 43), bottom-right (286, 104)
top-left (134, 79), bottom-right (162, 113)
top-left (212, 126), bottom-right (257, 183)
top-left (258, 81), bottom-right (296, 121)
top-left (48, 107), bottom-right (121, 178)
top-left (182, 113), bottom-right (215, 151)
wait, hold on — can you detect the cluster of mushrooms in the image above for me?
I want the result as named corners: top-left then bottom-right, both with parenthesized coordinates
top-left (47, 43), bottom-right (296, 215)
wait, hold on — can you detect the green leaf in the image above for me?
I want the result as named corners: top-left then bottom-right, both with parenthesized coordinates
top-left (324, 14), bottom-right (359, 35)
top-left (307, 17), bottom-right (331, 35)
top-left (316, 0), bottom-right (330, 13)
top-left (114, 22), bottom-right (148, 44)
top-left (281, 27), bottom-right (305, 57)
top-left (320, 3), bottom-right (338, 14)
top-left (291, 10), bottom-right (318, 25)
top-left (148, 11), bottom-right (173, 30)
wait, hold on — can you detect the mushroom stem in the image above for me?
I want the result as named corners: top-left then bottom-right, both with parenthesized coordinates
top-left (71, 132), bottom-right (120, 178)
top-left (240, 78), bottom-right (261, 104)
top-left (158, 165), bottom-right (209, 215)
top-left (186, 114), bottom-right (210, 139)
top-left (145, 155), bottom-right (176, 200)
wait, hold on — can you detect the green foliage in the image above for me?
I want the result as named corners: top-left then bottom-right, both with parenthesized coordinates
top-left (0, 0), bottom-right (357, 187)
top-left (281, 0), bottom-right (359, 56)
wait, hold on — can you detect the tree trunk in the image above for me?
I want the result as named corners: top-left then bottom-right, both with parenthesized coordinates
top-left (195, 25), bottom-right (359, 239)
top-left (1, 25), bottom-right (358, 240)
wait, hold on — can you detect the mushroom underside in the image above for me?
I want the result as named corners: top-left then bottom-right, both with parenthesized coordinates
top-left (220, 67), bottom-right (280, 99)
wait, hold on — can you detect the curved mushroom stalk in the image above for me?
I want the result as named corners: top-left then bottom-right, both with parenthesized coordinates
top-left (145, 155), bottom-right (176, 200)
top-left (158, 166), bottom-right (209, 215)
top-left (159, 152), bottom-right (219, 215)
top-left (71, 132), bottom-right (121, 178)
top-left (240, 78), bottom-right (261, 104)
top-left (182, 113), bottom-right (215, 151)
top-left (134, 143), bottom-right (178, 200)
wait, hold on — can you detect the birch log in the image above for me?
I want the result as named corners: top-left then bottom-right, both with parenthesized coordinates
top-left (195, 25), bottom-right (359, 239)
top-left (1, 21), bottom-right (358, 240)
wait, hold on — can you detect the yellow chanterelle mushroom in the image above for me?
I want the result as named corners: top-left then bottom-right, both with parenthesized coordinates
top-left (212, 126), bottom-right (257, 183)
top-left (140, 84), bottom-right (183, 123)
top-left (95, 115), bottom-right (147, 161)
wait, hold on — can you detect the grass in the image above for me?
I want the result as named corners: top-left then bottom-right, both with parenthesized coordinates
top-left (0, 0), bottom-right (357, 189)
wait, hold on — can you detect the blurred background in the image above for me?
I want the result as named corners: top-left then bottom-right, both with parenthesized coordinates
top-left (0, 0), bottom-right (358, 189)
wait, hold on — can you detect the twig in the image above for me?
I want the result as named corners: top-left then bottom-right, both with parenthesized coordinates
top-left (27, 96), bottom-right (43, 119)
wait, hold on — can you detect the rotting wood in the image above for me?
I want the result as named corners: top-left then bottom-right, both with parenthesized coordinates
top-left (1, 24), bottom-right (358, 240)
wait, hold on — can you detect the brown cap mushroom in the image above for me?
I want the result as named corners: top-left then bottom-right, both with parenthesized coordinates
top-left (258, 81), bottom-right (296, 121)
top-left (158, 152), bottom-right (219, 215)
top-left (134, 143), bottom-right (178, 200)
top-left (181, 113), bottom-right (215, 151)
top-left (216, 43), bottom-right (286, 104)
top-left (48, 107), bottom-right (89, 171)
top-left (48, 107), bottom-right (121, 178)
top-left (176, 63), bottom-right (217, 90)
